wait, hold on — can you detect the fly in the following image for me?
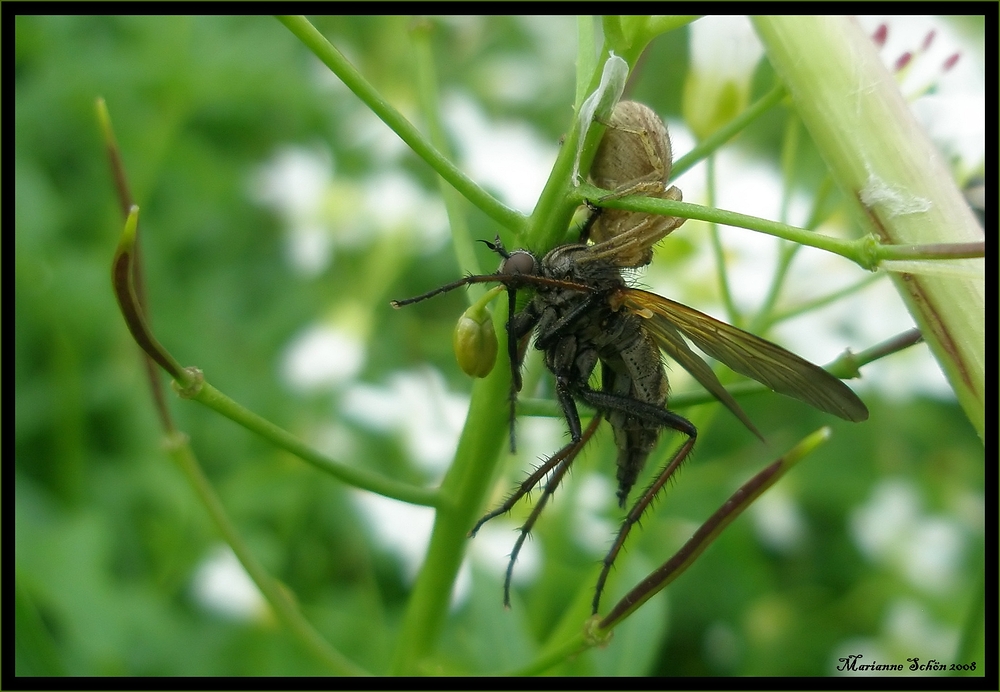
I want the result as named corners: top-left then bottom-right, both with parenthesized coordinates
top-left (391, 101), bottom-right (868, 614)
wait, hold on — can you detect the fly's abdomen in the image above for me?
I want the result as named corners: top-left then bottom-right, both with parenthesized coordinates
top-left (602, 321), bottom-right (669, 506)
top-left (609, 415), bottom-right (660, 507)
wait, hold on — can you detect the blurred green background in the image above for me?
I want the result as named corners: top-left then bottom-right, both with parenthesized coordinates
top-left (15, 15), bottom-right (984, 676)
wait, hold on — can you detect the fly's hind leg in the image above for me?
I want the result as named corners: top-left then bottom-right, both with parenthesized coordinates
top-left (574, 387), bottom-right (697, 615)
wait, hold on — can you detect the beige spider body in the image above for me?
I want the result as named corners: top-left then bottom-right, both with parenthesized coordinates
top-left (588, 101), bottom-right (686, 267)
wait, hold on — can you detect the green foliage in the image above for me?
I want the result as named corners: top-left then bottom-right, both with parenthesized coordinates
top-left (15, 15), bottom-right (983, 677)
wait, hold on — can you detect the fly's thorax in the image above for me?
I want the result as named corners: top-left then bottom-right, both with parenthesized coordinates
top-left (540, 244), bottom-right (625, 289)
top-left (539, 244), bottom-right (589, 276)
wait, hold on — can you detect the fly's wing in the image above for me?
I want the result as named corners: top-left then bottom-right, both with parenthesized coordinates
top-left (640, 305), bottom-right (764, 440)
top-left (618, 288), bottom-right (870, 424)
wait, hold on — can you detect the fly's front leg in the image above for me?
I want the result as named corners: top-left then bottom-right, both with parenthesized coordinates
top-left (505, 296), bottom-right (538, 453)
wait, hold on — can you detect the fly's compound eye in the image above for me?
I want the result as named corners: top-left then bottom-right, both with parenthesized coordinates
top-left (500, 251), bottom-right (537, 277)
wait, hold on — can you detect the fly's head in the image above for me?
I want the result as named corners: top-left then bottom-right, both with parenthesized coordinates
top-left (499, 250), bottom-right (538, 278)
top-left (481, 236), bottom-right (539, 279)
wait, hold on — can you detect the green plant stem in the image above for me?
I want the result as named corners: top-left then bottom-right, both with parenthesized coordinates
top-left (166, 432), bottom-right (368, 676)
top-left (510, 632), bottom-right (587, 676)
top-left (276, 15), bottom-right (526, 236)
top-left (575, 184), bottom-right (982, 271)
top-left (574, 185), bottom-right (869, 260)
top-left (101, 99), bottom-right (363, 676)
top-left (575, 17), bottom-right (600, 106)
top-left (705, 155), bottom-right (740, 326)
top-left (98, 99), bottom-right (177, 433)
top-left (390, 356), bottom-right (512, 674)
top-left (764, 273), bottom-right (883, 330)
top-left (752, 174), bottom-right (836, 335)
top-left (111, 167), bottom-right (436, 508)
top-left (752, 115), bottom-right (804, 333)
top-left (192, 382), bottom-right (440, 508)
top-left (410, 19), bottom-right (485, 288)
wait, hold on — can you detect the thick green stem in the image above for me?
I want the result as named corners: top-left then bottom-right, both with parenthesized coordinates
top-left (752, 16), bottom-right (985, 438)
top-left (390, 355), bottom-right (511, 674)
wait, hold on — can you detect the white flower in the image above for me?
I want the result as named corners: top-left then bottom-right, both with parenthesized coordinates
top-left (191, 544), bottom-right (268, 621)
top-left (443, 92), bottom-right (558, 214)
top-left (341, 367), bottom-right (468, 475)
top-left (281, 323), bottom-right (365, 392)
top-left (683, 16), bottom-right (764, 139)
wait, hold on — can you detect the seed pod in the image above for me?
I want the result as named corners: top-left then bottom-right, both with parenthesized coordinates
top-left (587, 101), bottom-right (685, 267)
top-left (453, 307), bottom-right (498, 378)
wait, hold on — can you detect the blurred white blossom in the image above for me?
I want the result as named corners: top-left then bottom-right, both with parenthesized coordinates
top-left (191, 544), bottom-right (268, 622)
top-left (341, 367), bottom-right (468, 476)
top-left (683, 16), bottom-right (764, 139)
top-left (751, 487), bottom-right (806, 553)
top-left (250, 146), bottom-right (449, 275)
top-left (281, 323), bottom-right (365, 392)
top-left (249, 146), bottom-right (335, 276)
top-left (443, 92), bottom-right (558, 214)
top-left (850, 479), bottom-right (968, 594)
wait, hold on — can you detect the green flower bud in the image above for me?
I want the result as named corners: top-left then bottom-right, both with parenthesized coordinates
top-left (453, 307), bottom-right (498, 378)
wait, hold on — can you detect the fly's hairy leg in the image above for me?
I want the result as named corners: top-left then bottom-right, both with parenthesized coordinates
top-left (469, 377), bottom-right (599, 606)
top-left (469, 379), bottom-right (586, 538)
top-left (574, 386), bottom-right (698, 615)
top-left (498, 415), bottom-right (602, 608)
top-left (504, 285), bottom-right (526, 452)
